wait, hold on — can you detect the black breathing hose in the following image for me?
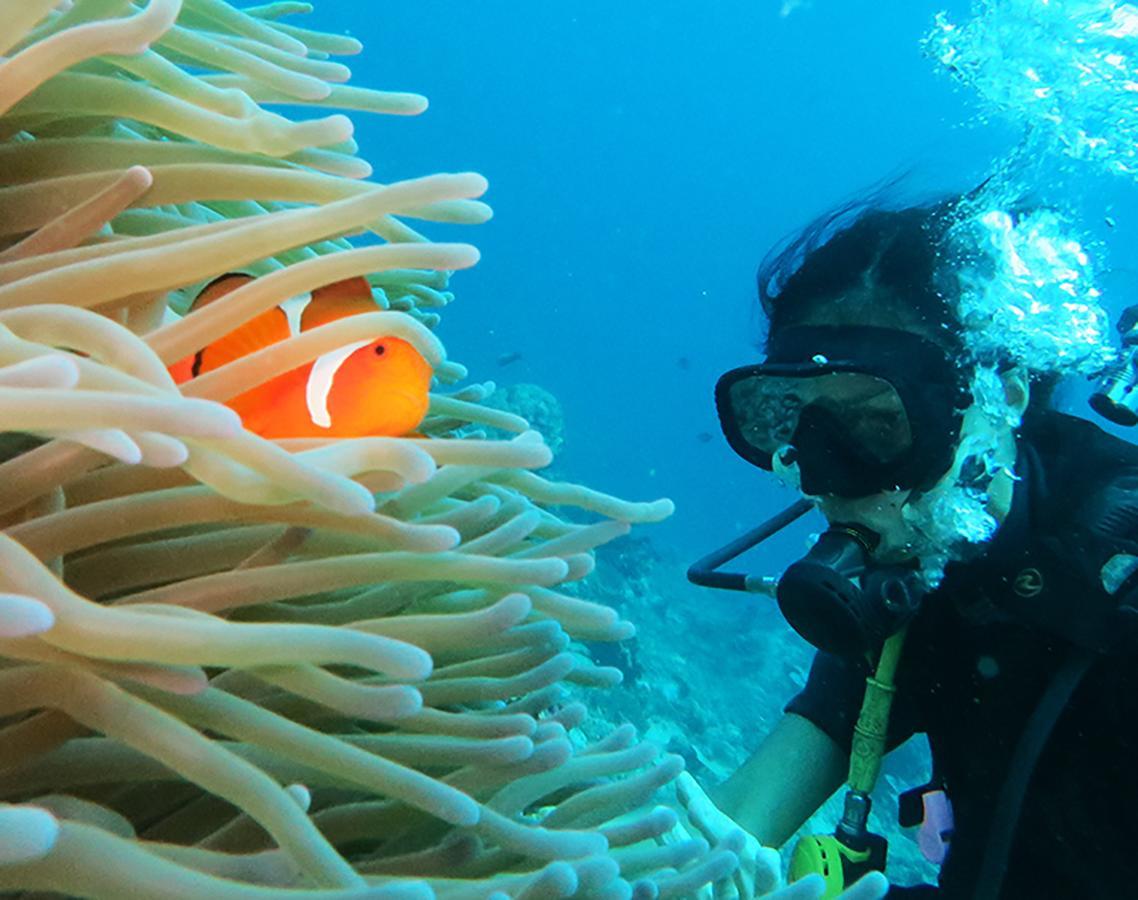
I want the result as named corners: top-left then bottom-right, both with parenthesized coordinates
top-left (974, 647), bottom-right (1096, 900)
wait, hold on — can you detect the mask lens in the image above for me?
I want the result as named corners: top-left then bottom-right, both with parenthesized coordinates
top-left (724, 371), bottom-right (912, 467)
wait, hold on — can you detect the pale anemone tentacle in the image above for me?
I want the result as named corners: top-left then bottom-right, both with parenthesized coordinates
top-left (7, 71), bottom-right (353, 157)
top-left (0, 175), bottom-right (488, 309)
top-left (0, 165), bottom-right (155, 263)
top-left (0, 354), bottom-right (80, 389)
top-left (0, 666), bottom-right (364, 888)
top-left (0, 0), bottom-right (184, 117)
top-left (0, 0), bottom-right (61, 57)
top-left (181, 0), bottom-right (310, 55)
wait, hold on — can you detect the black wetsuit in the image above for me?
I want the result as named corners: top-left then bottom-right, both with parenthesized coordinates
top-left (787, 410), bottom-right (1138, 898)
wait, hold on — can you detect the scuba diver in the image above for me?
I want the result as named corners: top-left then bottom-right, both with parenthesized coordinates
top-left (679, 195), bottom-right (1138, 898)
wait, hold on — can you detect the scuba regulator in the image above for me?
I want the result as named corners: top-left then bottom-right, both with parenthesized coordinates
top-left (777, 523), bottom-right (924, 659)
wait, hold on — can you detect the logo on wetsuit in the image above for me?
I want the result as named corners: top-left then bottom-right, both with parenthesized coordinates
top-left (1013, 567), bottom-right (1045, 598)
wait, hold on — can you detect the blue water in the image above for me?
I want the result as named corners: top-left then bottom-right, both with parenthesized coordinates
top-left (215, 1), bottom-right (1138, 888)
top-left (312, 12), bottom-right (1015, 878)
top-left (293, 2), bottom-right (1138, 886)
top-left (317, 0), bottom-right (1018, 559)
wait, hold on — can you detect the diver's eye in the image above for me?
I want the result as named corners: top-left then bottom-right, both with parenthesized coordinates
top-left (374, 344), bottom-right (386, 356)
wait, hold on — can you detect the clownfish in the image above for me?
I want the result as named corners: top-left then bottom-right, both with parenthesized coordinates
top-left (169, 274), bottom-right (432, 439)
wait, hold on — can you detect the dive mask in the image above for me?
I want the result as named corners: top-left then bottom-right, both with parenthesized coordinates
top-left (715, 326), bottom-right (971, 499)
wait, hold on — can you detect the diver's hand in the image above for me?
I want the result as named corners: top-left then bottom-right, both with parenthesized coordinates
top-left (669, 772), bottom-right (891, 899)
top-left (671, 771), bottom-right (781, 898)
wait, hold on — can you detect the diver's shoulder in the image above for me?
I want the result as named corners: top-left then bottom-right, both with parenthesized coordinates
top-left (1022, 408), bottom-right (1138, 555)
top-left (1022, 408), bottom-right (1138, 474)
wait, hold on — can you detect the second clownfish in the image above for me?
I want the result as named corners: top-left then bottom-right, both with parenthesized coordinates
top-left (170, 274), bottom-right (432, 439)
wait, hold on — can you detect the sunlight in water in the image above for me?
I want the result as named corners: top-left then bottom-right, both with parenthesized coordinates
top-left (929, 1), bottom-right (1138, 176)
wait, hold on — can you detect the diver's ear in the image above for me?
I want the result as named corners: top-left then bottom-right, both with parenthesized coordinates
top-left (1000, 367), bottom-right (1030, 416)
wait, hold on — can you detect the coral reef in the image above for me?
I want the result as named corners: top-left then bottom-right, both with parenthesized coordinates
top-left (0, 2), bottom-right (739, 896)
top-left (484, 383), bottom-right (567, 458)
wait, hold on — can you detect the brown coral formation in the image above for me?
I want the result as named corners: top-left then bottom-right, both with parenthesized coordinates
top-left (0, 1), bottom-right (738, 896)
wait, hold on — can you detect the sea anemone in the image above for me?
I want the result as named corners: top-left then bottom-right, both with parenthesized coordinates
top-left (0, 2), bottom-right (737, 896)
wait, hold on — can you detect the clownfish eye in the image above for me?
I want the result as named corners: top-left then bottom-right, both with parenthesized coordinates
top-left (374, 344), bottom-right (386, 356)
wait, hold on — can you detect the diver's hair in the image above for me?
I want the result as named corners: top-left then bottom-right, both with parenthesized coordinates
top-left (757, 191), bottom-right (964, 354)
top-left (756, 186), bottom-right (1066, 417)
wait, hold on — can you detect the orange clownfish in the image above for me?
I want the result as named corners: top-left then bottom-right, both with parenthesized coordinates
top-left (169, 274), bottom-right (432, 439)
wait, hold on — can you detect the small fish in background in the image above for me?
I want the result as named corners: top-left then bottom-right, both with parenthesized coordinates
top-left (170, 274), bottom-right (432, 439)
top-left (676, 356), bottom-right (692, 371)
top-left (780, 0), bottom-right (813, 17)
top-left (496, 350), bottom-right (523, 367)
top-left (696, 431), bottom-right (714, 444)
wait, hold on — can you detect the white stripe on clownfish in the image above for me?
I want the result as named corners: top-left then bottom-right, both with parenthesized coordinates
top-left (279, 291), bottom-right (313, 337)
top-left (306, 339), bottom-right (372, 428)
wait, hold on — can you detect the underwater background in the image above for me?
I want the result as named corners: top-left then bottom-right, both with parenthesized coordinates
top-left (308, 0), bottom-right (1006, 886)
top-left (6, 0), bottom-right (1138, 892)
top-left (6, 0), bottom-right (1138, 893)
top-left (317, 0), bottom-right (1138, 885)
